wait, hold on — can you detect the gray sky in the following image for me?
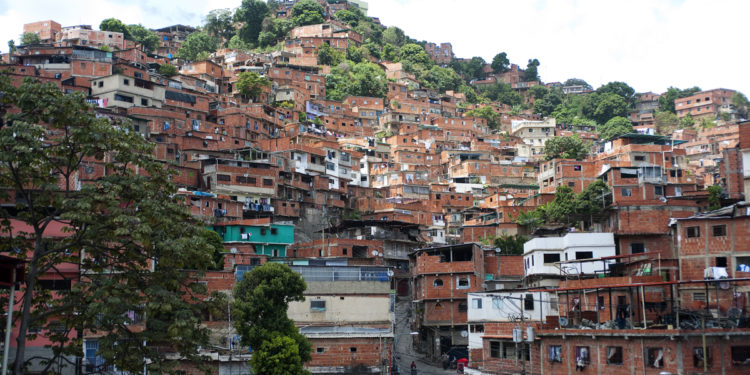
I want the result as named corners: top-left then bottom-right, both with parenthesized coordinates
top-left (1, 0), bottom-right (747, 95)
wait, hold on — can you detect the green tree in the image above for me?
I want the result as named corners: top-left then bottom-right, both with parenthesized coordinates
top-left (228, 34), bottom-right (252, 50)
top-left (20, 32), bottom-right (41, 45)
top-left (599, 116), bottom-right (633, 140)
top-left (592, 93), bottom-right (630, 124)
top-left (573, 179), bottom-right (610, 222)
top-left (543, 135), bottom-right (590, 161)
top-left (233, 263), bottom-right (311, 362)
top-left (325, 61), bottom-right (387, 100)
top-left (382, 43), bottom-right (396, 61)
top-left (236, 71), bottom-right (271, 100)
top-left (127, 24), bottom-right (160, 52)
top-left (732, 92), bottom-right (749, 119)
top-left (259, 17), bottom-right (293, 47)
top-left (524, 58), bottom-right (540, 82)
top-left (291, 0), bottom-right (326, 26)
top-left (546, 185), bottom-right (575, 224)
top-left (707, 185), bottom-right (722, 210)
top-left (563, 78), bottom-right (592, 90)
top-left (251, 335), bottom-right (311, 375)
top-left (512, 210), bottom-right (544, 234)
top-left (679, 113), bottom-right (695, 128)
top-left (346, 45), bottom-right (365, 63)
top-left (99, 18), bottom-right (132, 40)
top-left (528, 85), bottom-right (548, 100)
top-left (492, 235), bottom-right (528, 255)
top-left (334, 9), bottom-right (362, 27)
top-left (382, 26), bottom-right (407, 47)
top-left (204, 8), bottom-right (236, 46)
top-left (658, 86), bottom-right (701, 113)
top-left (654, 110), bottom-right (679, 135)
top-left (177, 31), bottom-right (218, 61)
top-left (398, 43), bottom-right (433, 72)
top-left (235, 0), bottom-right (270, 45)
top-left (596, 81), bottom-right (635, 105)
top-left (491, 52), bottom-right (510, 74)
top-left (533, 89), bottom-right (563, 116)
top-left (362, 41), bottom-right (381, 60)
top-left (1, 75), bottom-right (215, 374)
top-left (158, 63), bottom-right (178, 77)
top-left (8, 39), bottom-right (16, 54)
top-left (317, 42), bottom-right (344, 66)
top-left (464, 106), bottom-right (500, 129)
top-left (422, 66), bottom-right (463, 93)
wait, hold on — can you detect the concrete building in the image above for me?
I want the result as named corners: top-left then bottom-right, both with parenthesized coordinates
top-left (22, 20), bottom-right (61, 43)
top-left (510, 118), bottom-right (556, 158)
top-left (675, 88), bottom-right (737, 120)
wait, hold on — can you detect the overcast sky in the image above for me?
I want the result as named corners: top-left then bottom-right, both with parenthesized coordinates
top-left (1, 0), bottom-right (747, 95)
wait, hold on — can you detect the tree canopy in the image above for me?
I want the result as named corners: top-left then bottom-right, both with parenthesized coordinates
top-left (20, 32), bottom-right (41, 45)
top-left (543, 135), bottom-right (590, 161)
top-left (99, 18), bottom-right (132, 40)
top-left (158, 63), bottom-right (178, 77)
top-left (127, 24), bottom-right (160, 52)
top-left (291, 0), bottom-right (326, 26)
top-left (177, 31), bottom-right (218, 61)
top-left (233, 262), bottom-right (311, 373)
top-left (325, 61), bottom-right (387, 100)
top-left (599, 116), bottom-right (633, 140)
top-left (523, 58), bottom-right (540, 82)
top-left (464, 106), bottom-right (500, 129)
top-left (236, 71), bottom-right (271, 100)
top-left (235, 0), bottom-right (270, 45)
top-left (491, 52), bottom-right (510, 74)
top-left (204, 8), bottom-right (236, 46)
top-left (0, 74), bottom-right (216, 374)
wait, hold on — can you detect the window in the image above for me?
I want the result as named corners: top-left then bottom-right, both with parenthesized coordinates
top-left (549, 345), bottom-right (562, 362)
top-left (458, 301), bottom-right (468, 312)
top-left (270, 228), bottom-right (278, 235)
top-left (576, 346), bottom-right (590, 365)
top-left (310, 300), bottom-right (326, 311)
top-left (575, 251), bottom-right (593, 260)
top-left (316, 347), bottom-right (326, 353)
top-left (568, 182), bottom-right (575, 187)
top-left (490, 342), bottom-right (501, 358)
top-left (97, 81), bottom-right (103, 87)
top-left (731, 346), bottom-right (750, 366)
top-left (263, 178), bottom-right (273, 186)
top-left (114, 94), bottom-right (134, 103)
top-left (606, 346), bottom-right (623, 365)
top-left (543, 253), bottom-right (560, 264)
top-left (693, 347), bottom-right (712, 368)
top-left (634, 155), bottom-right (646, 161)
top-left (693, 292), bottom-right (706, 302)
top-left (492, 297), bottom-right (503, 309)
top-left (654, 186), bottom-right (664, 196)
top-left (687, 226), bottom-right (700, 238)
top-left (471, 324), bottom-right (484, 333)
top-left (716, 256), bottom-right (727, 268)
top-left (123, 78), bottom-right (130, 85)
top-left (216, 174), bottom-right (231, 182)
top-left (524, 294), bottom-right (534, 310)
top-left (350, 347), bottom-right (357, 353)
top-left (457, 277), bottom-right (469, 289)
top-left (141, 98), bottom-right (148, 106)
top-left (573, 165), bottom-right (582, 171)
top-left (712, 225), bottom-right (726, 237)
top-left (433, 278), bottom-right (443, 287)
top-left (472, 298), bottom-right (482, 309)
top-left (621, 188), bottom-right (632, 197)
top-left (646, 348), bottom-right (664, 368)
top-left (630, 243), bottom-right (645, 254)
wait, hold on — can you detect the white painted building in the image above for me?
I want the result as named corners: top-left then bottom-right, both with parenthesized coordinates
top-left (523, 233), bottom-right (616, 278)
top-left (466, 290), bottom-right (558, 351)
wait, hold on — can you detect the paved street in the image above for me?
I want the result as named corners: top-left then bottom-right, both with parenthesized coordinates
top-left (393, 297), bottom-right (456, 375)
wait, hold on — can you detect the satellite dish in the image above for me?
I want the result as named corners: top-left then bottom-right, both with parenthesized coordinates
top-left (460, 330), bottom-right (468, 338)
top-left (559, 317), bottom-right (569, 327)
top-left (387, 269), bottom-right (394, 277)
top-left (378, 252), bottom-right (383, 257)
top-left (481, 283), bottom-right (488, 289)
top-left (371, 250), bottom-right (379, 256)
top-left (659, 196), bottom-right (667, 203)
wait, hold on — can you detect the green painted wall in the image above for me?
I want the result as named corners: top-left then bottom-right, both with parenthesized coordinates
top-left (211, 224), bottom-right (294, 257)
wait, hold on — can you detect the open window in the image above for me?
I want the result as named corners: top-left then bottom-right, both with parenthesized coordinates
top-left (548, 345), bottom-right (562, 362)
top-left (647, 348), bottom-right (664, 368)
top-left (607, 346), bottom-right (623, 365)
top-left (693, 347), bottom-right (712, 368)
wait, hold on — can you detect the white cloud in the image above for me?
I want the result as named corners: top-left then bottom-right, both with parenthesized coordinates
top-left (2, 0), bottom-right (749, 94)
